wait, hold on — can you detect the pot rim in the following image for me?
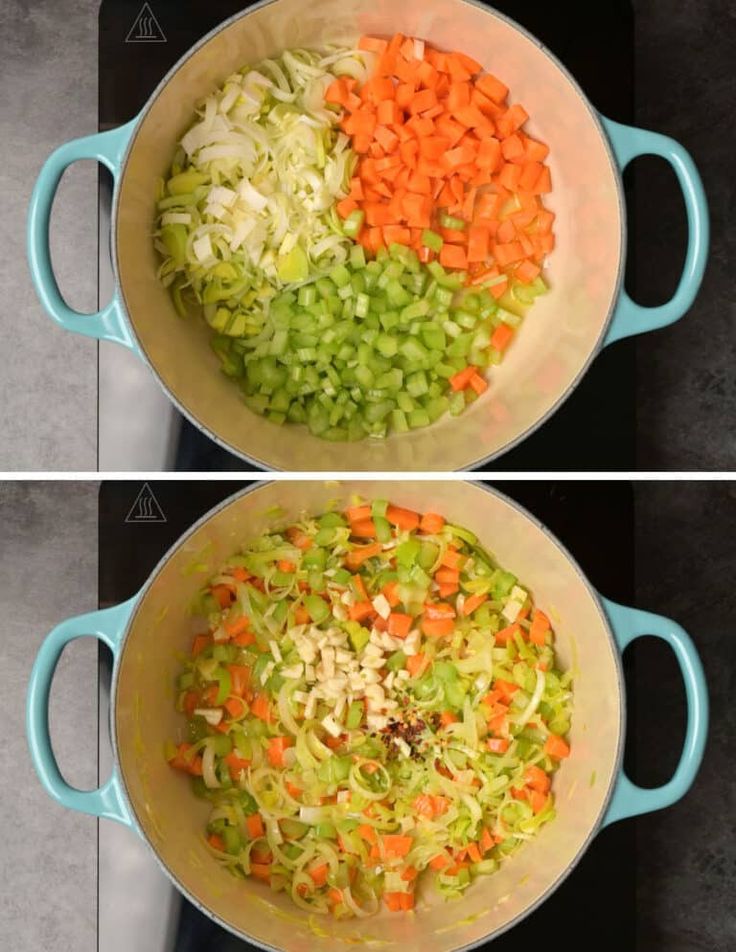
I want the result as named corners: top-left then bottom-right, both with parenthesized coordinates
top-left (109, 0), bottom-right (627, 472)
top-left (109, 479), bottom-right (626, 951)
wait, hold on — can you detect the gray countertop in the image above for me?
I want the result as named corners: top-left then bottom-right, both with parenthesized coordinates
top-left (1, 0), bottom-right (733, 471)
top-left (1, 1), bottom-right (99, 471)
top-left (0, 482), bottom-right (98, 952)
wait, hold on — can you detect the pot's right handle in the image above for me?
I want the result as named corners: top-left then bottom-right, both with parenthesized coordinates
top-left (27, 119), bottom-right (139, 349)
top-left (601, 117), bottom-right (709, 346)
top-left (601, 598), bottom-right (708, 826)
top-left (26, 597), bottom-right (138, 826)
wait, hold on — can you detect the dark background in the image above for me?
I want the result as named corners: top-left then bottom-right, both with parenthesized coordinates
top-left (633, 2), bottom-right (735, 470)
top-left (99, 480), bottom-right (735, 951)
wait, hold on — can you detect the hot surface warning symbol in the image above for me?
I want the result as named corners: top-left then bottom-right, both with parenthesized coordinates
top-left (125, 483), bottom-right (167, 523)
top-left (125, 3), bottom-right (166, 43)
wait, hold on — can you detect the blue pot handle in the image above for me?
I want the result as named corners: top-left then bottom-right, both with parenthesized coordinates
top-left (27, 119), bottom-right (139, 348)
top-left (601, 116), bottom-right (709, 346)
top-left (600, 598), bottom-right (708, 826)
top-left (26, 597), bottom-right (138, 826)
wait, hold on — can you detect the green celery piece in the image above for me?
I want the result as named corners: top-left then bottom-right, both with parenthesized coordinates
top-left (396, 538), bottom-right (420, 567)
top-left (281, 818), bottom-right (309, 839)
top-left (493, 569), bottom-right (517, 598)
top-left (304, 595), bottom-right (330, 625)
top-left (386, 650), bottom-right (406, 672)
top-left (214, 667), bottom-right (232, 705)
top-left (346, 700), bottom-right (364, 729)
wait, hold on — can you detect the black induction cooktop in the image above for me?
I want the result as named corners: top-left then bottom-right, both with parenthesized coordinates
top-left (99, 0), bottom-right (636, 472)
top-left (98, 480), bottom-right (637, 950)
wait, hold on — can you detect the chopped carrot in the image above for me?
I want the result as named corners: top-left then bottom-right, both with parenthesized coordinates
top-left (494, 624), bottom-right (520, 646)
top-left (250, 692), bottom-right (271, 723)
top-left (406, 653), bottom-right (426, 677)
top-left (249, 850), bottom-right (276, 876)
top-left (388, 612), bottom-right (413, 638)
top-left (351, 518), bottom-right (377, 538)
top-left (211, 584), bottom-right (234, 609)
top-left (385, 504), bottom-right (420, 531)
top-left (382, 580), bottom-right (401, 606)
top-left (469, 372), bottom-right (488, 395)
top-left (346, 504), bottom-right (371, 523)
top-left (345, 542), bottom-right (382, 570)
top-left (349, 600), bottom-right (375, 622)
top-left (286, 526), bottom-right (313, 550)
top-left (479, 827), bottom-right (495, 854)
top-left (224, 750), bottom-right (251, 779)
top-left (435, 566), bottom-right (459, 585)
top-left (353, 574), bottom-right (369, 599)
top-left (462, 593), bottom-right (488, 616)
top-left (250, 863), bottom-right (271, 882)
top-left (223, 696), bottom-right (247, 720)
top-left (544, 734), bottom-right (571, 759)
top-left (308, 863), bottom-right (329, 887)
top-left (424, 601), bottom-right (456, 620)
top-left (227, 566), bottom-right (250, 583)
top-left (383, 892), bottom-right (404, 912)
top-left (383, 834), bottom-right (413, 857)
top-left (399, 891), bottom-right (415, 910)
top-left (429, 852), bottom-right (451, 871)
top-left (224, 615), bottom-right (250, 638)
top-left (231, 630), bottom-right (254, 649)
top-left (525, 764), bottom-right (551, 793)
top-left (227, 664), bottom-right (251, 697)
top-left (267, 736), bottom-right (294, 768)
top-left (183, 691), bottom-right (199, 718)
top-left (208, 833), bottom-right (225, 851)
top-left (328, 887), bottom-right (344, 906)
top-left (490, 323), bottom-right (514, 352)
top-left (440, 710), bottom-right (459, 727)
top-left (357, 823), bottom-right (378, 844)
top-left (192, 634), bottom-right (211, 657)
top-left (530, 790), bottom-right (549, 814)
top-left (441, 546), bottom-right (464, 569)
top-left (246, 814), bottom-right (265, 838)
top-left (419, 511), bottom-right (445, 533)
top-left (422, 616), bottom-right (454, 637)
top-left (529, 609), bottom-right (551, 645)
top-left (439, 243), bottom-right (467, 269)
top-left (449, 365), bottom-right (476, 391)
top-left (466, 843), bottom-right (482, 864)
top-left (494, 678), bottom-right (519, 701)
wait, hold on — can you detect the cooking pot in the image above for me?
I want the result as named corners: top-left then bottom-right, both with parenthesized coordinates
top-left (27, 1), bottom-right (708, 471)
top-left (27, 481), bottom-right (708, 949)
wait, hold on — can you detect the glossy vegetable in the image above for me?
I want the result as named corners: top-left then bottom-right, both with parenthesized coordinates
top-left (168, 498), bottom-right (573, 917)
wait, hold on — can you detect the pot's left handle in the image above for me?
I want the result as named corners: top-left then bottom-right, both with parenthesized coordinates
top-left (26, 596), bottom-right (138, 826)
top-left (601, 117), bottom-right (709, 345)
top-left (27, 119), bottom-right (139, 348)
top-left (600, 598), bottom-right (708, 826)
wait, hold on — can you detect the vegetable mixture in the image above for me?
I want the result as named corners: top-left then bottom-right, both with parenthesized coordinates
top-left (167, 499), bottom-right (573, 918)
top-left (155, 35), bottom-right (554, 440)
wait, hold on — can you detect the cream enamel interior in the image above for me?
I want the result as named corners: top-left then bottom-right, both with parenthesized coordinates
top-left (114, 481), bottom-right (623, 951)
top-left (115, 0), bottom-right (623, 471)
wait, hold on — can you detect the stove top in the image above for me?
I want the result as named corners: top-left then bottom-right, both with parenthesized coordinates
top-left (98, 480), bottom-right (636, 951)
top-left (97, 0), bottom-right (636, 472)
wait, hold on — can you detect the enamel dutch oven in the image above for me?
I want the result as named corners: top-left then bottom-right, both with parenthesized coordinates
top-left (27, 1), bottom-right (708, 471)
top-left (27, 481), bottom-right (707, 950)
